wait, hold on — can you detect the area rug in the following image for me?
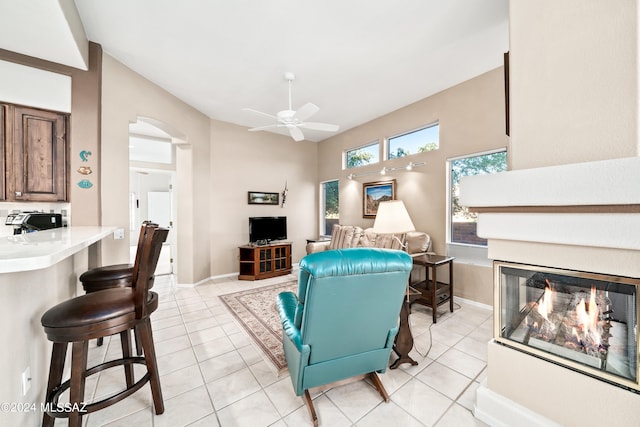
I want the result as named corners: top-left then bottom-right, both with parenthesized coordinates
top-left (219, 281), bottom-right (297, 375)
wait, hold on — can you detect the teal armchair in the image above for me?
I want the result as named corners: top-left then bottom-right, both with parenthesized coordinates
top-left (276, 247), bottom-right (413, 426)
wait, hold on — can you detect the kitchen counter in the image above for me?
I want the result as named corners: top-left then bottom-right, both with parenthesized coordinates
top-left (0, 225), bottom-right (117, 426)
top-left (0, 226), bottom-right (116, 273)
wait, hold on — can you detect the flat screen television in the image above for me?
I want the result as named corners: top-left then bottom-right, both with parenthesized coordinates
top-left (249, 216), bottom-right (287, 244)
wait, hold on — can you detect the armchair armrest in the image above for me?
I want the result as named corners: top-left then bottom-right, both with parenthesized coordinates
top-left (277, 291), bottom-right (304, 351)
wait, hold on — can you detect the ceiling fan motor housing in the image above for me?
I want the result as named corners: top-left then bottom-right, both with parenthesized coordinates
top-left (277, 109), bottom-right (298, 124)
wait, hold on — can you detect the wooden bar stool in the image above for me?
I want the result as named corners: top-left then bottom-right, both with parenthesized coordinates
top-left (78, 222), bottom-right (153, 350)
top-left (41, 224), bottom-right (168, 427)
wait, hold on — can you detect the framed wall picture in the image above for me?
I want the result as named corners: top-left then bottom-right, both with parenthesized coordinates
top-left (248, 191), bottom-right (279, 205)
top-left (363, 179), bottom-right (396, 218)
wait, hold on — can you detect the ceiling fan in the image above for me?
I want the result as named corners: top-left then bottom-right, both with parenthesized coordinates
top-left (243, 72), bottom-right (339, 142)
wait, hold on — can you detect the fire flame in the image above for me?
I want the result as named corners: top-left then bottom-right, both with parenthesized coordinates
top-left (537, 280), bottom-right (555, 320)
top-left (575, 287), bottom-right (600, 346)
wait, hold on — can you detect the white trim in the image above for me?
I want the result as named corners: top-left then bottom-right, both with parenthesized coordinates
top-left (446, 147), bottom-right (507, 247)
top-left (344, 140), bottom-right (381, 170)
top-left (474, 380), bottom-right (561, 427)
top-left (189, 263), bottom-right (300, 287)
top-left (319, 179), bottom-right (339, 238)
top-left (460, 156), bottom-right (640, 207)
top-left (478, 212), bottom-right (640, 251)
top-left (385, 121), bottom-right (440, 160)
top-left (454, 295), bottom-right (492, 311)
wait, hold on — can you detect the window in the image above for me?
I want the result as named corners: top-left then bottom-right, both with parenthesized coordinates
top-left (448, 149), bottom-right (507, 246)
top-left (320, 180), bottom-right (339, 236)
top-left (388, 123), bottom-right (439, 159)
top-left (129, 135), bottom-right (173, 164)
top-left (345, 141), bottom-right (379, 169)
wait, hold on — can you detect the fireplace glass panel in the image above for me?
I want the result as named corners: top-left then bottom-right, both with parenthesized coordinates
top-left (496, 262), bottom-right (639, 389)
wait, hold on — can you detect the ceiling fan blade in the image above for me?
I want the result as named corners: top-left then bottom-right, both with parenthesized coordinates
top-left (295, 102), bottom-right (319, 122)
top-left (249, 124), bottom-right (280, 131)
top-left (299, 122), bottom-right (340, 132)
top-left (288, 126), bottom-right (305, 142)
top-left (242, 108), bottom-right (278, 121)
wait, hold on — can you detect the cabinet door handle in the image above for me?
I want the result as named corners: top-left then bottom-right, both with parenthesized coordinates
top-left (15, 191), bottom-right (22, 197)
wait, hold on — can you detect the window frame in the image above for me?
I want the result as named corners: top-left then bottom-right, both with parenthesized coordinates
top-left (344, 140), bottom-right (380, 169)
top-left (445, 148), bottom-right (507, 264)
top-left (319, 179), bottom-right (339, 237)
top-left (129, 134), bottom-right (174, 165)
top-left (386, 122), bottom-right (439, 160)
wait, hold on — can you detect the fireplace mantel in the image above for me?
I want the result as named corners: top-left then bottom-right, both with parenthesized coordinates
top-left (460, 157), bottom-right (640, 209)
top-left (459, 157), bottom-right (640, 258)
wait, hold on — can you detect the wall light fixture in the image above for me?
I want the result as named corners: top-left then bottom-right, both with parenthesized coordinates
top-left (346, 161), bottom-right (425, 179)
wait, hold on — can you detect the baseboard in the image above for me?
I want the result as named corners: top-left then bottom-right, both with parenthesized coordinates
top-left (474, 380), bottom-right (561, 427)
top-left (454, 295), bottom-right (492, 311)
top-left (189, 262), bottom-right (300, 287)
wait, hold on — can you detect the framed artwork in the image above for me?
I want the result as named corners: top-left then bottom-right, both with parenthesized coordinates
top-left (363, 179), bottom-right (396, 218)
top-left (248, 191), bottom-right (279, 205)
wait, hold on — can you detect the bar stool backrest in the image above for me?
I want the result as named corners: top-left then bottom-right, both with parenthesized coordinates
top-left (132, 224), bottom-right (168, 319)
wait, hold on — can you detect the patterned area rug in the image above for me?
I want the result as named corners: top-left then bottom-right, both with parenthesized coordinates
top-left (219, 281), bottom-right (297, 375)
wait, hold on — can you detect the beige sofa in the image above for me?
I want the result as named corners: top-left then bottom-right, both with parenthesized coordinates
top-left (306, 224), bottom-right (432, 257)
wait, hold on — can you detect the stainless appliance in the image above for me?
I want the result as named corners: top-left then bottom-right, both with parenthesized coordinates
top-left (5, 212), bottom-right (63, 234)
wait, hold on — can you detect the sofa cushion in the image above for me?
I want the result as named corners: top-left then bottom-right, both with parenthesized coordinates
top-left (360, 228), bottom-right (403, 250)
top-left (406, 231), bottom-right (431, 254)
top-left (328, 225), bottom-right (363, 250)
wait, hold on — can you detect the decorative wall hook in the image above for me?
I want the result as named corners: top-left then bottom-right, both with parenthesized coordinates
top-left (281, 181), bottom-right (288, 207)
top-left (79, 150), bottom-right (92, 162)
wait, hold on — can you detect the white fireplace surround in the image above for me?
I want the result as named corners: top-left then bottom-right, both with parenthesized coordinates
top-left (459, 156), bottom-right (640, 426)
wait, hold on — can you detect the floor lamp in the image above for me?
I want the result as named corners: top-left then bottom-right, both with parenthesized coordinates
top-left (372, 200), bottom-right (419, 369)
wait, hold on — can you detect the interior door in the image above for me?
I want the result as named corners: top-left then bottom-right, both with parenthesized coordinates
top-left (147, 191), bottom-right (172, 275)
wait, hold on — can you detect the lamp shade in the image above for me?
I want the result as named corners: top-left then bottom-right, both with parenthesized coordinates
top-left (372, 200), bottom-right (415, 234)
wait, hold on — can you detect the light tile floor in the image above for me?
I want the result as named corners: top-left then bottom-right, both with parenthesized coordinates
top-left (73, 272), bottom-right (492, 427)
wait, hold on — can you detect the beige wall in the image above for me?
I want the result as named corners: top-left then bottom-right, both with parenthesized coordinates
top-left (509, 0), bottom-right (639, 169)
top-left (210, 120), bottom-right (318, 276)
top-left (318, 68), bottom-right (508, 305)
top-left (100, 54), bottom-right (212, 284)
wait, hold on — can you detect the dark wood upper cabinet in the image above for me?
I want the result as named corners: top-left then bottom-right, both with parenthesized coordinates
top-left (0, 105), bottom-right (5, 201)
top-left (4, 104), bottom-right (69, 202)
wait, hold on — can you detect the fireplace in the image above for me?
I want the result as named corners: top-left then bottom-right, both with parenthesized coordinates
top-left (458, 157), bottom-right (640, 426)
top-left (495, 261), bottom-right (639, 391)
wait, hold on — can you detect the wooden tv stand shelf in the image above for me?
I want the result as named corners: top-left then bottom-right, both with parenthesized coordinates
top-left (238, 242), bottom-right (292, 280)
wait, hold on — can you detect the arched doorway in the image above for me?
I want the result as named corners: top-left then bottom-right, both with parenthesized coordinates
top-left (129, 117), bottom-right (184, 276)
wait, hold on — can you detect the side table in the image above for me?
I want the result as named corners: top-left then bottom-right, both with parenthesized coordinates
top-left (411, 254), bottom-right (455, 323)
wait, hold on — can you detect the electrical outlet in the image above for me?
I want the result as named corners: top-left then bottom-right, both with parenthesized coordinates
top-left (113, 228), bottom-right (125, 240)
top-left (21, 367), bottom-right (31, 396)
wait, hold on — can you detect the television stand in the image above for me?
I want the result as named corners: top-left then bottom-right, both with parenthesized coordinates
top-left (238, 242), bottom-right (292, 280)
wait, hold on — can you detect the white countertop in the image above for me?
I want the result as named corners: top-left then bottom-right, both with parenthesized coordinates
top-left (0, 226), bottom-right (117, 273)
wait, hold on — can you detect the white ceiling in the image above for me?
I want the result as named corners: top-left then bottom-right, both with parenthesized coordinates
top-left (1, 0), bottom-right (509, 142)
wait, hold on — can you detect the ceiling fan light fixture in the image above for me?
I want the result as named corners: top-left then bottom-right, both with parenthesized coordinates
top-left (242, 73), bottom-right (339, 141)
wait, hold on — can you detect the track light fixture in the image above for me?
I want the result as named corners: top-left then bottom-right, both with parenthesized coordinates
top-left (346, 161), bottom-right (425, 179)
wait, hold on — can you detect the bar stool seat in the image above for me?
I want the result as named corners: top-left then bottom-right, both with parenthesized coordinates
top-left (79, 263), bottom-right (135, 348)
top-left (79, 263), bottom-right (133, 293)
top-left (41, 224), bottom-right (168, 427)
top-left (42, 288), bottom-right (158, 334)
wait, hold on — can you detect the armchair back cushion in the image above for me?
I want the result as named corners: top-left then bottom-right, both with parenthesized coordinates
top-left (277, 248), bottom-right (412, 396)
